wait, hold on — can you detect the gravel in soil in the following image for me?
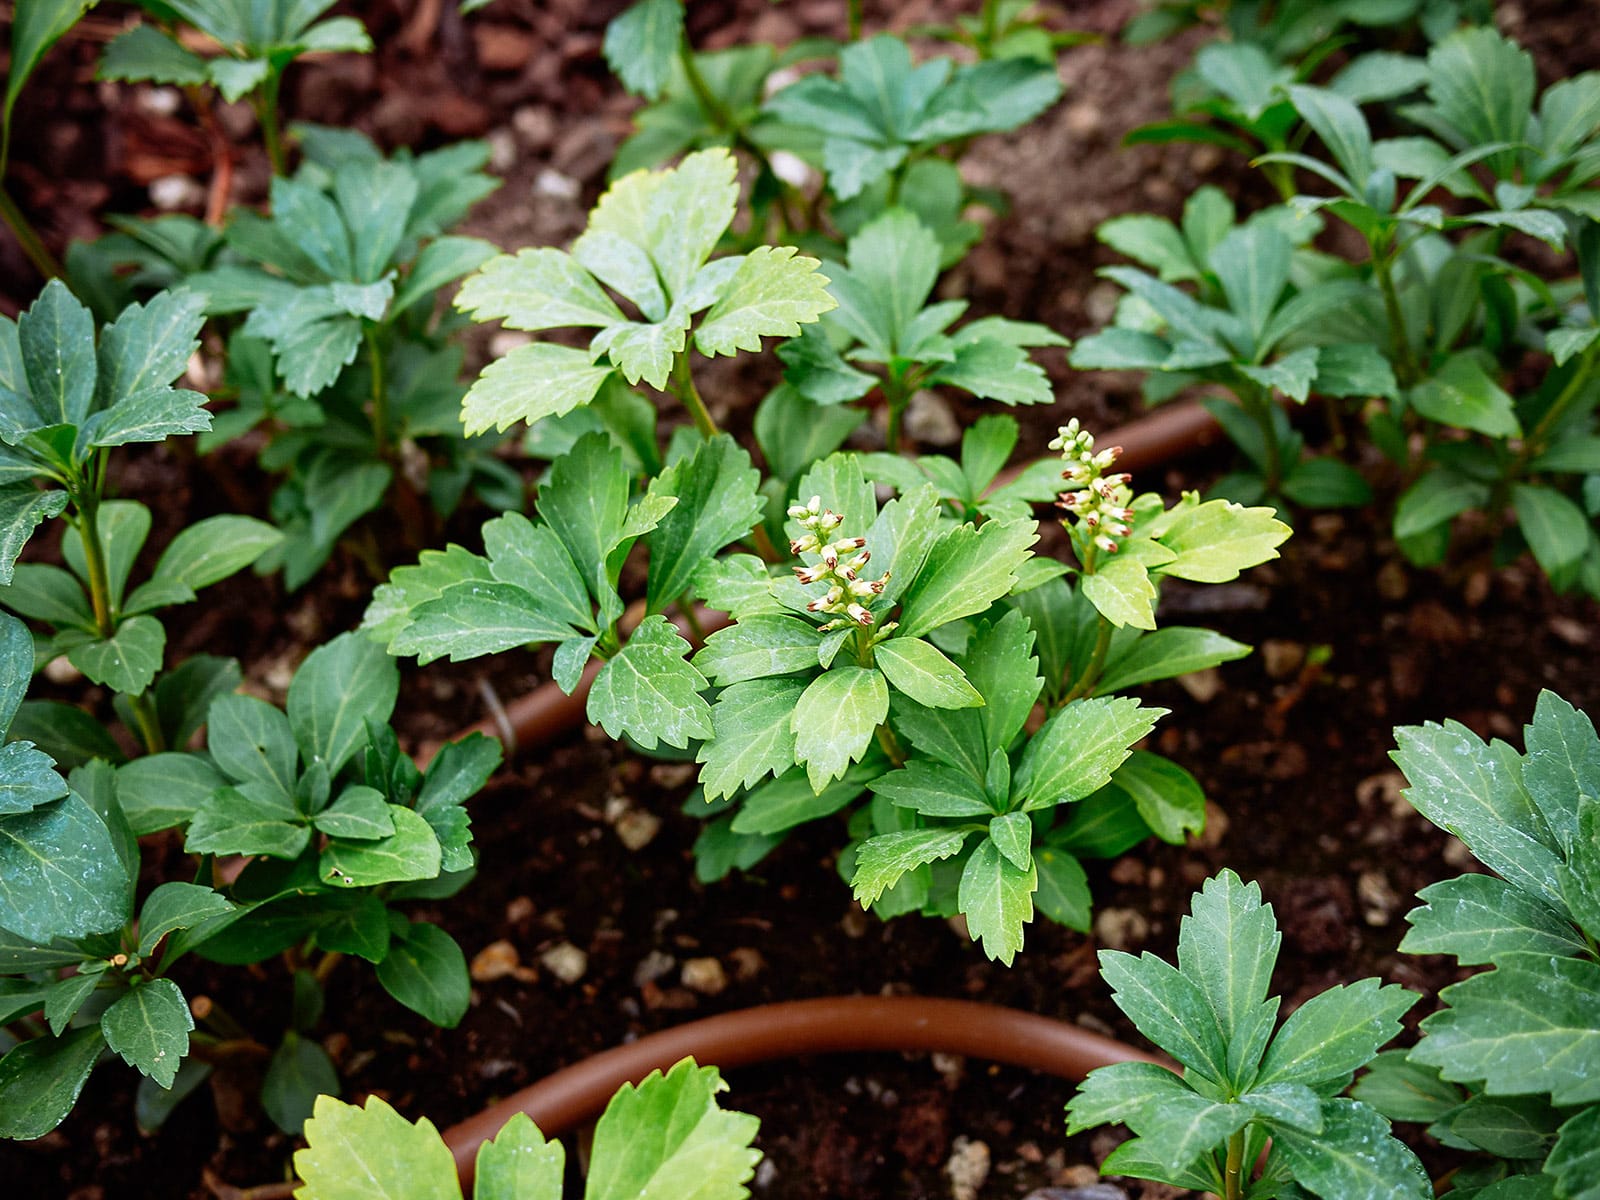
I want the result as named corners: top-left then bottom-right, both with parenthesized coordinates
top-left (2, 1), bottom-right (1599, 1197)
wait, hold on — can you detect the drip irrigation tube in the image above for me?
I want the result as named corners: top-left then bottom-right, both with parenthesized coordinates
top-left (438, 400), bottom-right (1222, 763)
top-left (439, 995), bottom-right (1169, 1187)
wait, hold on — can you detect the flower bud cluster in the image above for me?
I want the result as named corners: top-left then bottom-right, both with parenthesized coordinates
top-left (1050, 419), bottom-right (1136, 556)
top-left (787, 496), bottom-right (890, 628)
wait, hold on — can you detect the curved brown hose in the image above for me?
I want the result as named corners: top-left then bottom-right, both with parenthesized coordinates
top-left (440, 995), bottom-right (1170, 1186)
top-left (439, 400), bottom-right (1221, 762)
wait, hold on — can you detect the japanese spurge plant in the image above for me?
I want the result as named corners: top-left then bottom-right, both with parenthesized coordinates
top-left (1068, 870), bottom-right (1426, 1200)
top-left (1354, 691), bottom-right (1600, 1198)
top-left (293, 1058), bottom-right (760, 1200)
top-left (454, 148), bottom-right (836, 440)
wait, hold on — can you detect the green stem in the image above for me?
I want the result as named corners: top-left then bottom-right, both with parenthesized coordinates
top-left (677, 594), bottom-right (709, 645)
top-left (256, 71), bottom-right (288, 177)
top-left (1371, 240), bottom-right (1419, 387)
top-left (1512, 345), bottom-right (1597, 477)
top-left (874, 722), bottom-right (906, 767)
top-left (1239, 385), bottom-right (1283, 494)
top-left (1061, 616), bottom-right (1113, 704)
top-left (979, 0), bottom-right (1001, 52)
top-left (365, 327), bottom-right (389, 455)
top-left (670, 351), bottom-right (720, 439)
top-left (76, 492), bottom-right (115, 639)
top-left (883, 370), bottom-right (912, 454)
top-left (129, 693), bottom-right (166, 754)
top-left (1224, 1128), bottom-right (1246, 1200)
top-left (847, 0), bottom-right (864, 40)
top-left (0, 184), bottom-right (63, 280)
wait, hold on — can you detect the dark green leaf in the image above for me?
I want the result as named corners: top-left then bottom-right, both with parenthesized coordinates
top-left (375, 922), bottom-right (469, 1028)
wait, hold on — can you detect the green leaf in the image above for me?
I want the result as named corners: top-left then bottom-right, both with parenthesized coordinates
top-left (1099, 214), bottom-right (1197, 283)
top-left (897, 520), bottom-right (1036, 639)
top-left (1350, 1050), bottom-right (1462, 1124)
top-left (152, 515), bottom-right (282, 590)
top-left (1097, 627), bottom-right (1251, 693)
top-left (1525, 690), bottom-right (1600, 851)
top-left (396, 581), bottom-right (579, 666)
top-left (1014, 697), bottom-right (1164, 812)
top-left (1412, 953), bottom-right (1600, 1105)
top-left (460, 342), bottom-right (615, 436)
top-left (1548, 1105), bottom-right (1600, 1200)
top-left (0, 740), bottom-right (67, 814)
top-left (1280, 456), bottom-right (1374, 509)
top-left (1258, 978), bottom-right (1416, 1090)
top-left (94, 287), bottom-right (205, 406)
top-left (1081, 553), bottom-right (1159, 630)
top-left (207, 693), bottom-right (298, 796)
top-left (697, 677), bottom-right (806, 802)
top-left (958, 837), bottom-right (1036, 965)
top-left (0, 609), bottom-right (34, 732)
top-left (695, 246), bottom-right (837, 359)
top-left (456, 247), bottom-right (625, 332)
top-left (869, 759), bottom-right (993, 817)
top-left (375, 922), bottom-right (470, 1028)
top-left (1034, 845), bottom-right (1090, 930)
top-left (694, 615), bottom-right (820, 685)
top-left (1401, 873), bottom-right (1588, 963)
top-left (793, 666), bottom-right (889, 791)
top-left (602, 0), bottom-right (685, 99)
top-left (5, 2), bottom-right (95, 172)
top-left (824, 208), bottom-right (941, 355)
top-left (3, 564), bottom-right (92, 633)
top-left (209, 57), bottom-right (270, 103)
top-left (98, 24), bottom-right (207, 86)
top-left (261, 1038), bottom-right (338, 1139)
top-left (1269, 1098), bottom-right (1430, 1200)
top-left (484, 513), bottom-right (595, 635)
top-left (1113, 751), bottom-right (1205, 844)
top-left (364, 544), bottom-right (496, 646)
top-left (1288, 85), bottom-right (1373, 186)
top-left (646, 435), bottom-right (764, 614)
top-left (313, 786), bottom-right (395, 840)
top-left (322, 807), bottom-right (441, 887)
top-left (989, 811), bottom-right (1032, 871)
top-left (875, 637), bottom-right (982, 709)
top-left (0, 1025), bottom-right (104, 1140)
top-left (474, 1116), bottom-right (564, 1200)
top-left (729, 764), bottom-right (872, 836)
top-left (1410, 355), bottom-right (1522, 438)
top-left (588, 1058), bottom-right (760, 1200)
top-left (1066, 1059), bottom-right (1191, 1135)
top-left (294, 1092), bottom-right (460, 1200)
top-left (44, 971), bottom-right (99, 1036)
top-left (539, 432), bottom-right (630, 612)
top-left (1393, 719), bottom-right (1565, 908)
top-left (288, 632), bottom-right (400, 775)
top-left (1513, 484), bottom-right (1591, 576)
top-left (0, 794), bottom-right (130, 943)
top-left (185, 785), bottom-right (309, 859)
top-left (926, 337), bottom-right (1053, 406)
top-left (853, 827), bottom-right (970, 907)
top-left (1152, 498), bottom-right (1290, 583)
top-left (0, 488), bottom-right (69, 585)
top-left (587, 615), bottom-right (712, 751)
top-left (100, 977), bottom-right (192, 1088)
top-left (1101, 945), bottom-right (1230, 1082)
top-left (587, 148), bottom-right (739, 302)
top-left (1394, 470), bottom-right (1491, 540)
top-left (1211, 223), bottom-right (1292, 350)
top-left (137, 881), bottom-right (234, 956)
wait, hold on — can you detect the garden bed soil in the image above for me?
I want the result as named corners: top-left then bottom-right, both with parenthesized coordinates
top-left (2, 1), bottom-right (1598, 1198)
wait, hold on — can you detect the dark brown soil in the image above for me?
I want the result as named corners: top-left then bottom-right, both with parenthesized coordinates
top-left (3, 2), bottom-right (1599, 1199)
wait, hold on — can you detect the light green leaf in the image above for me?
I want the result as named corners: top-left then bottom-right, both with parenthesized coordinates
top-left (793, 666), bottom-right (889, 791)
top-left (294, 1093), bottom-right (460, 1200)
top-left (363, 544), bottom-right (495, 646)
top-left (695, 246), bottom-right (837, 358)
top-left (586, 148), bottom-right (739, 301)
top-left (698, 677), bottom-right (807, 801)
top-left (1097, 627), bottom-right (1251, 693)
top-left (853, 826), bottom-right (970, 907)
top-left (1015, 697), bottom-right (1164, 812)
top-left (153, 514), bottom-right (282, 590)
top-left (896, 519), bottom-right (1036, 639)
top-left (694, 615), bottom-right (820, 685)
top-left (483, 513), bottom-right (594, 635)
top-left (322, 807), bottom-right (441, 888)
top-left (587, 1058), bottom-right (760, 1200)
top-left (1513, 484), bottom-right (1591, 576)
top-left (587, 615), bottom-right (712, 750)
top-left (1081, 553), bottom-right (1158, 630)
top-left (539, 432), bottom-right (630, 610)
top-left (475, 1112), bottom-right (563, 1200)
top-left (460, 342), bottom-right (615, 436)
top-left (1114, 751), bottom-right (1205, 844)
top-left (456, 247), bottom-right (625, 331)
top-left (602, 0), bottom-right (685, 99)
top-left (875, 637), bottom-right (982, 709)
top-left (1410, 355), bottom-right (1521, 438)
top-left (101, 977), bottom-right (193, 1088)
top-left (1151, 498), bottom-right (1290, 583)
top-left (869, 759), bottom-right (993, 817)
top-left (958, 837), bottom-right (1036, 965)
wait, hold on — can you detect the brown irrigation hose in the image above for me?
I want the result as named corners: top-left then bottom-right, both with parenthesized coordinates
top-left (438, 400), bottom-right (1222, 763)
top-left (439, 995), bottom-right (1170, 1187)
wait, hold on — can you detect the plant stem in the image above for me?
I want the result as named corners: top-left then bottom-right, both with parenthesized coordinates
top-left (365, 326), bottom-right (389, 454)
top-left (1061, 615), bottom-right (1113, 704)
top-left (979, 0), bottom-right (1001, 51)
top-left (1371, 240), bottom-right (1420, 387)
top-left (1511, 344), bottom-right (1597, 477)
top-left (677, 594), bottom-right (709, 645)
top-left (749, 522), bottom-right (783, 564)
top-left (875, 722), bottom-right (906, 767)
top-left (313, 950), bottom-right (344, 985)
top-left (0, 184), bottom-right (63, 280)
top-left (883, 370), bottom-right (911, 453)
top-left (255, 72), bottom-right (288, 177)
top-left (1223, 1129), bottom-right (1246, 1200)
top-left (129, 693), bottom-right (167, 754)
top-left (847, 0), bottom-right (864, 40)
top-left (75, 495), bottom-right (115, 639)
top-left (670, 351), bottom-right (720, 439)
top-left (1239, 385), bottom-right (1284, 494)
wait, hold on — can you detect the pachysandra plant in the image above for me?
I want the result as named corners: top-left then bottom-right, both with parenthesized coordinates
top-left (1354, 691), bottom-right (1600, 1199)
top-left (185, 130), bottom-right (503, 586)
top-left (1068, 870), bottom-right (1426, 1200)
top-left (1073, 188), bottom-right (1388, 508)
top-left (689, 426), bottom-right (1286, 963)
top-left (293, 1058), bottom-right (760, 1200)
top-left (778, 208), bottom-right (1068, 450)
top-left (97, 0), bottom-right (374, 175)
top-left (454, 147), bottom-right (836, 443)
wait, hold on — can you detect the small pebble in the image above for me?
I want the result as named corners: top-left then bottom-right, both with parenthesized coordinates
top-left (1260, 639), bottom-right (1305, 680)
top-left (1175, 667), bottom-right (1222, 702)
top-left (680, 956), bottom-right (727, 996)
top-left (947, 1136), bottom-right (991, 1200)
top-left (539, 942), bottom-right (587, 984)
top-left (533, 167), bottom-right (580, 200)
top-left (470, 939), bottom-right (536, 983)
top-left (614, 808), bottom-right (661, 851)
top-left (42, 656), bottom-right (81, 684)
top-left (1357, 870), bottom-right (1400, 926)
top-left (149, 174), bottom-right (204, 211)
top-left (1093, 907), bottom-right (1150, 951)
top-left (633, 949), bottom-right (676, 988)
top-left (905, 391), bottom-right (962, 447)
